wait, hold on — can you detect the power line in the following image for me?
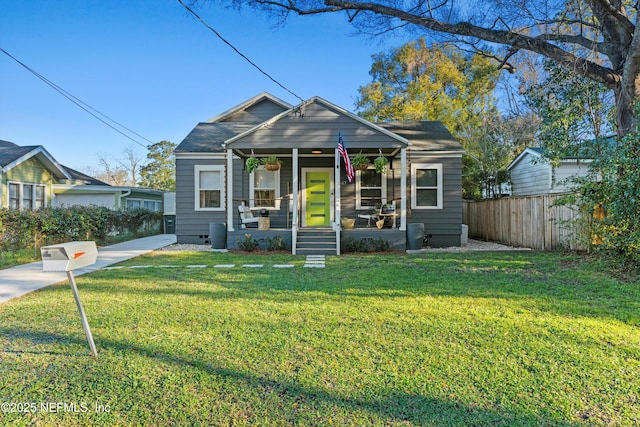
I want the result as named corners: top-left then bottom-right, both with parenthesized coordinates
top-left (0, 47), bottom-right (153, 149)
top-left (177, 0), bottom-right (305, 103)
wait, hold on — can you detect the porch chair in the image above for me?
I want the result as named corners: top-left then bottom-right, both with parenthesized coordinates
top-left (357, 206), bottom-right (379, 229)
top-left (357, 201), bottom-right (397, 229)
top-left (238, 204), bottom-right (259, 228)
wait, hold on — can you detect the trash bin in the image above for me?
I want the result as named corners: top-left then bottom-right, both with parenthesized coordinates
top-left (209, 222), bottom-right (227, 249)
top-left (164, 215), bottom-right (176, 234)
top-left (259, 209), bottom-right (270, 230)
top-left (407, 223), bottom-right (425, 250)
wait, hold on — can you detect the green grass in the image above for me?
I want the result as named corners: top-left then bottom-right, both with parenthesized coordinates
top-left (0, 248), bottom-right (39, 270)
top-left (0, 251), bottom-right (638, 426)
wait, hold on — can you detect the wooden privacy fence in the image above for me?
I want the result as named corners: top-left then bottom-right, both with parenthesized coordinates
top-left (463, 195), bottom-right (589, 251)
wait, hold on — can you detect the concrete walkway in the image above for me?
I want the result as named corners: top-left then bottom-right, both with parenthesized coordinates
top-left (0, 234), bottom-right (177, 304)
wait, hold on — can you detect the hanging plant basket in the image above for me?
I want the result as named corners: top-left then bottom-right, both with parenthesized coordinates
top-left (246, 156), bottom-right (260, 174)
top-left (261, 155), bottom-right (281, 171)
top-left (351, 152), bottom-right (370, 171)
top-left (374, 155), bottom-right (389, 174)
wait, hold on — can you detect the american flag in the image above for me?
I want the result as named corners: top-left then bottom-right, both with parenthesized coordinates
top-left (337, 134), bottom-right (354, 183)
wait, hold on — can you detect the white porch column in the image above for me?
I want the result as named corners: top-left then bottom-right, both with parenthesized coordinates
top-left (292, 148), bottom-right (299, 255)
top-left (334, 148), bottom-right (341, 255)
top-left (226, 149), bottom-right (234, 231)
top-left (400, 147), bottom-right (407, 231)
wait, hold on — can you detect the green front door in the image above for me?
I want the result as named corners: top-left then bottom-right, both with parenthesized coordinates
top-left (305, 171), bottom-right (331, 227)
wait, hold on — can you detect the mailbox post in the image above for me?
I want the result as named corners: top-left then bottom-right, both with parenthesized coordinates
top-left (41, 241), bottom-right (99, 357)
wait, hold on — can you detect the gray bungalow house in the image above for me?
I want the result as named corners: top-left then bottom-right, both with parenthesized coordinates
top-left (174, 92), bottom-right (464, 254)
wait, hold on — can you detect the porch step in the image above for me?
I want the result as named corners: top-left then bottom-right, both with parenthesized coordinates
top-left (296, 229), bottom-right (337, 255)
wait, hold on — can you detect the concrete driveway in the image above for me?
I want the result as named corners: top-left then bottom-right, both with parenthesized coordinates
top-left (0, 234), bottom-right (177, 303)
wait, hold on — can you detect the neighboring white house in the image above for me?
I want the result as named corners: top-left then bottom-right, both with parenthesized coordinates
top-left (507, 147), bottom-right (592, 196)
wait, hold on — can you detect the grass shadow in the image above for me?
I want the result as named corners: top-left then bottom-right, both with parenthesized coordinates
top-left (0, 325), bottom-right (583, 426)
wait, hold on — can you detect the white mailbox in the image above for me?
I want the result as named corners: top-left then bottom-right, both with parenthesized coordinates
top-left (40, 240), bottom-right (99, 356)
top-left (41, 241), bottom-right (98, 272)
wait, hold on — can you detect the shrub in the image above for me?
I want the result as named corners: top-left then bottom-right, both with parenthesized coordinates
top-left (572, 105), bottom-right (640, 266)
top-left (236, 234), bottom-right (259, 251)
top-left (0, 206), bottom-right (161, 254)
top-left (343, 237), bottom-right (390, 253)
top-left (265, 235), bottom-right (287, 251)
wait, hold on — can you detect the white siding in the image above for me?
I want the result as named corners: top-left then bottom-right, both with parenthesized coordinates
top-left (550, 162), bottom-right (591, 193)
top-left (53, 193), bottom-right (116, 208)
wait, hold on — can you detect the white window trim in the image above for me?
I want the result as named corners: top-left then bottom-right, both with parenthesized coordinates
top-left (8, 181), bottom-right (46, 210)
top-left (355, 167), bottom-right (387, 210)
top-left (249, 165), bottom-right (281, 210)
top-left (411, 163), bottom-right (443, 210)
top-left (194, 165), bottom-right (225, 211)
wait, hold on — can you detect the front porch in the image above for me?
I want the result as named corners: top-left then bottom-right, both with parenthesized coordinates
top-left (225, 142), bottom-right (409, 255)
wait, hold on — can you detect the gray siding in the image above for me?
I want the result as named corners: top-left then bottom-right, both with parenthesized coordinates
top-left (405, 155), bottom-right (462, 247)
top-left (337, 154), bottom-right (463, 247)
top-left (221, 99), bottom-right (288, 124)
top-left (510, 155), bottom-right (552, 196)
top-left (175, 157), bottom-right (227, 244)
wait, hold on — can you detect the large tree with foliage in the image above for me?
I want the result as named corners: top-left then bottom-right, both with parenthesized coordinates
top-left (356, 39), bottom-right (499, 135)
top-left (139, 140), bottom-right (176, 191)
top-left (213, 0), bottom-right (639, 137)
top-left (525, 59), bottom-right (615, 161)
top-left (355, 39), bottom-right (504, 198)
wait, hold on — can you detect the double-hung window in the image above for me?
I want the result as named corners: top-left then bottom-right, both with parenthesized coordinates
top-left (195, 165), bottom-right (225, 211)
top-left (8, 182), bottom-right (46, 210)
top-left (411, 163), bottom-right (443, 209)
top-left (250, 166), bottom-right (280, 209)
top-left (9, 183), bottom-right (19, 209)
top-left (356, 168), bottom-right (387, 209)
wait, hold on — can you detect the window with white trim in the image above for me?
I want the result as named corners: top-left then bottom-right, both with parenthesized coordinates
top-left (195, 165), bottom-right (225, 211)
top-left (126, 199), bottom-right (142, 209)
top-left (411, 163), bottom-right (443, 209)
top-left (9, 183), bottom-right (19, 209)
top-left (250, 166), bottom-right (280, 209)
top-left (356, 168), bottom-right (387, 209)
top-left (35, 185), bottom-right (45, 209)
top-left (8, 182), bottom-right (46, 210)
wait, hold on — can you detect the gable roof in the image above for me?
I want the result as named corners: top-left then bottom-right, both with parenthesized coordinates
top-left (377, 121), bottom-right (463, 152)
top-left (175, 122), bottom-right (255, 153)
top-left (224, 96), bottom-right (409, 149)
top-left (177, 93), bottom-right (463, 155)
top-left (0, 140), bottom-right (71, 179)
top-left (176, 92), bottom-right (291, 154)
top-left (207, 92), bottom-right (292, 123)
top-left (62, 165), bottom-right (110, 186)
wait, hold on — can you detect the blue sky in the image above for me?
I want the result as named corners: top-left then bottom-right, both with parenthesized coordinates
top-left (1, 0), bottom-right (410, 172)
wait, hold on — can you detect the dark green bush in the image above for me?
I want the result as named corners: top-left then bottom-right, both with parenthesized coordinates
top-left (236, 233), bottom-right (259, 251)
top-left (265, 235), bottom-right (287, 251)
top-left (0, 206), bottom-right (161, 253)
top-left (344, 237), bottom-right (390, 253)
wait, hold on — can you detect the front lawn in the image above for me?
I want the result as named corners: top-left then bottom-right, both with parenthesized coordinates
top-left (0, 251), bottom-right (638, 426)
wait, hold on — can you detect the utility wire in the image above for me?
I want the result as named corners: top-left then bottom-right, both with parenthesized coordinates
top-left (177, 0), bottom-right (305, 103)
top-left (1, 47), bottom-right (153, 149)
